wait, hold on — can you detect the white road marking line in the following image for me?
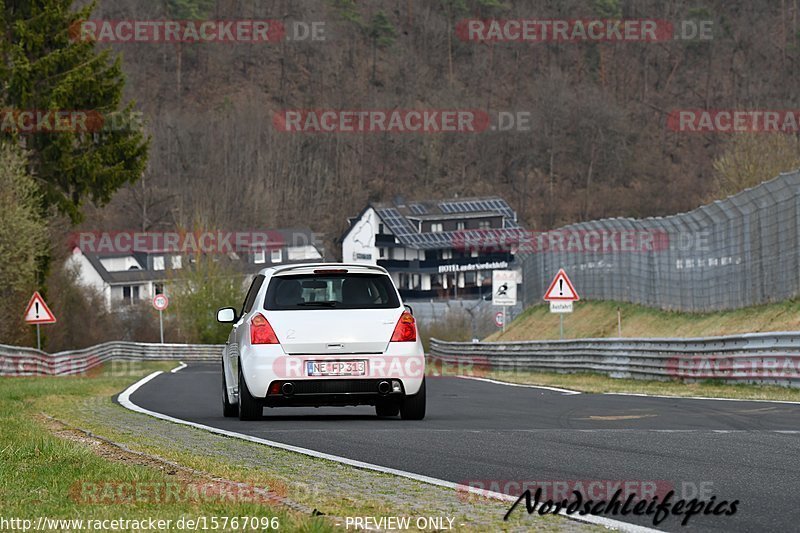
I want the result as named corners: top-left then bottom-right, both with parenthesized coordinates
top-left (170, 362), bottom-right (187, 373)
top-left (456, 375), bottom-right (582, 395)
top-left (604, 392), bottom-right (800, 405)
top-left (117, 371), bottom-right (659, 533)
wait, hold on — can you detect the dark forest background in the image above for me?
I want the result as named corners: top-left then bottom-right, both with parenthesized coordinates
top-left (81, 0), bottom-right (800, 248)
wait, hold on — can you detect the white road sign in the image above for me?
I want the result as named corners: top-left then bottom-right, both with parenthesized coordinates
top-left (549, 301), bottom-right (573, 313)
top-left (24, 292), bottom-right (56, 324)
top-left (492, 270), bottom-right (517, 306)
top-left (494, 311), bottom-right (505, 327)
top-left (543, 269), bottom-right (580, 301)
top-left (153, 293), bottom-right (169, 311)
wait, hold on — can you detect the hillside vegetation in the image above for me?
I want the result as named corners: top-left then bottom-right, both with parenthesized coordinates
top-left (485, 299), bottom-right (800, 341)
top-left (85, 0), bottom-right (800, 250)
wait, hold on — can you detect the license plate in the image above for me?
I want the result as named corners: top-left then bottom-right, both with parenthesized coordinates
top-left (306, 360), bottom-right (367, 377)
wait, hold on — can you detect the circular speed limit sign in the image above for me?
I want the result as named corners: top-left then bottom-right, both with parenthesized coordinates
top-left (494, 311), bottom-right (504, 328)
top-left (153, 293), bottom-right (169, 311)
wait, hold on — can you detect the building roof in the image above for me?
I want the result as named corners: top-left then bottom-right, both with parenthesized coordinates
top-left (369, 196), bottom-right (523, 250)
top-left (75, 227), bottom-right (324, 285)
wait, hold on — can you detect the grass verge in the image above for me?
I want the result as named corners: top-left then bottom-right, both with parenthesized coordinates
top-left (0, 362), bottom-right (326, 532)
top-left (1, 362), bottom-right (596, 532)
top-left (485, 299), bottom-right (800, 341)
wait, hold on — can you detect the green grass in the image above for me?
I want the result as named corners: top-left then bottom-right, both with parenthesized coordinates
top-left (0, 363), bottom-right (328, 532)
top-left (1, 362), bottom-right (591, 532)
top-left (485, 299), bottom-right (800, 341)
top-left (484, 369), bottom-right (800, 402)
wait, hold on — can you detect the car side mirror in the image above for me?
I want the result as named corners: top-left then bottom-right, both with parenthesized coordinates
top-left (216, 307), bottom-right (238, 323)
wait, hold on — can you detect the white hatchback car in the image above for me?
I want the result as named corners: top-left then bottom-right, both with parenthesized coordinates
top-left (217, 263), bottom-right (426, 420)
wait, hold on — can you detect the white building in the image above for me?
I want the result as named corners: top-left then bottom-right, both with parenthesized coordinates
top-left (68, 228), bottom-right (324, 308)
top-left (341, 197), bottom-right (523, 299)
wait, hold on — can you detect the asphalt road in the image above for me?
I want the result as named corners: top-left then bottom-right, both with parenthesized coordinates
top-left (128, 363), bottom-right (800, 532)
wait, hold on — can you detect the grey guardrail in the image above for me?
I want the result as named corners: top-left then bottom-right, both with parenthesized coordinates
top-left (0, 342), bottom-right (222, 376)
top-left (429, 332), bottom-right (800, 387)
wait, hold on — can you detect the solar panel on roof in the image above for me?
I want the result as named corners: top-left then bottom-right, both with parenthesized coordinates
top-left (377, 200), bottom-right (520, 249)
top-left (438, 199), bottom-right (516, 218)
top-left (377, 207), bottom-right (417, 237)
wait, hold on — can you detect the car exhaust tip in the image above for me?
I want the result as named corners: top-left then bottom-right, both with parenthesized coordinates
top-left (377, 381), bottom-right (391, 395)
top-left (281, 382), bottom-right (295, 396)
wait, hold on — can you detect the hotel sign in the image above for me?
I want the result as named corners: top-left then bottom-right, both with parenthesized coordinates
top-left (438, 261), bottom-right (508, 273)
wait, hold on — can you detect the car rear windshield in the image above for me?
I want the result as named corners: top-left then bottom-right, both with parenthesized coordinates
top-left (263, 273), bottom-right (401, 310)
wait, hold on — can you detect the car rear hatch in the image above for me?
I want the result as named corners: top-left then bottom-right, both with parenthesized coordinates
top-left (262, 270), bottom-right (405, 355)
top-left (266, 308), bottom-right (403, 354)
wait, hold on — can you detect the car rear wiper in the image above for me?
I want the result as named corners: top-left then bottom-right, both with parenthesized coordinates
top-left (296, 301), bottom-right (340, 307)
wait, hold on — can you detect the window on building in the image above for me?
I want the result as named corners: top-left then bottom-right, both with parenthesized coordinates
top-left (431, 223), bottom-right (443, 233)
top-left (254, 249), bottom-right (266, 264)
top-left (271, 248), bottom-right (283, 263)
top-left (379, 223), bottom-right (385, 234)
top-left (442, 249), bottom-right (452, 260)
top-left (171, 256), bottom-right (182, 269)
top-left (122, 285), bottom-right (140, 304)
top-left (457, 221), bottom-right (465, 231)
top-left (478, 220), bottom-right (491, 230)
top-left (152, 256), bottom-right (165, 271)
top-left (379, 248), bottom-right (386, 258)
top-left (154, 283), bottom-right (164, 295)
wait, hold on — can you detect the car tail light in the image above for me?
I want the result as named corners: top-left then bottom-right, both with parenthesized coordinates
top-left (250, 313), bottom-right (279, 344)
top-left (390, 311), bottom-right (417, 342)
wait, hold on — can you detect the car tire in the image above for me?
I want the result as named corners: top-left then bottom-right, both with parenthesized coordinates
top-left (400, 379), bottom-right (426, 420)
top-left (222, 362), bottom-right (238, 418)
top-left (375, 400), bottom-right (400, 417)
top-left (238, 364), bottom-right (262, 421)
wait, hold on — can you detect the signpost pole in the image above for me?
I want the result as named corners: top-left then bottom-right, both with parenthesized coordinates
top-left (153, 294), bottom-right (169, 343)
top-left (544, 269), bottom-right (578, 341)
top-left (502, 306), bottom-right (506, 333)
top-left (24, 292), bottom-right (56, 349)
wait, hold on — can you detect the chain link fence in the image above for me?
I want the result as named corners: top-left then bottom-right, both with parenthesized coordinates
top-left (520, 170), bottom-right (800, 311)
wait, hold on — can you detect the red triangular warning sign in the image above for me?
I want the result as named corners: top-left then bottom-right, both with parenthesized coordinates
top-left (543, 269), bottom-right (580, 301)
top-left (24, 292), bottom-right (57, 324)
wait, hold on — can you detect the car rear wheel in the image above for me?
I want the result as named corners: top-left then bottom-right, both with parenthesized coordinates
top-left (238, 365), bottom-right (262, 421)
top-left (375, 400), bottom-right (400, 417)
top-left (222, 362), bottom-right (238, 418)
top-left (400, 379), bottom-right (426, 420)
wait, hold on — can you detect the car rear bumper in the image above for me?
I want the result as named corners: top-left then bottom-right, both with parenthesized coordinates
top-left (240, 343), bottom-right (426, 399)
top-left (261, 378), bottom-right (406, 407)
